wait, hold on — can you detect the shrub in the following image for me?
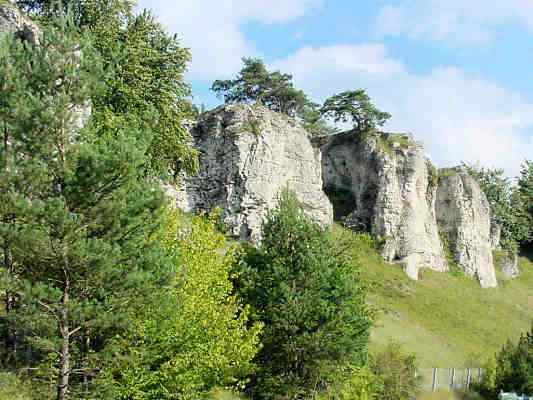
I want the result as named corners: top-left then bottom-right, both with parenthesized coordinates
top-left (371, 343), bottom-right (421, 400)
top-left (477, 324), bottom-right (533, 398)
top-left (0, 373), bottom-right (33, 400)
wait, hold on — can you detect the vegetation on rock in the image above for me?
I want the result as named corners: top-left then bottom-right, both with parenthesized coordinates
top-left (320, 90), bottom-right (391, 133)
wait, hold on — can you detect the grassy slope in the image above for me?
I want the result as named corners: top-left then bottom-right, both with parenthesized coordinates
top-left (331, 226), bottom-right (533, 368)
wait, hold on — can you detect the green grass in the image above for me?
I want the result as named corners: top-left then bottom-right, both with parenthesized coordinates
top-left (331, 225), bottom-right (533, 368)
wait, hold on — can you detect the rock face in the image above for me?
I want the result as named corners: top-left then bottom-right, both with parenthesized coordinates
top-left (173, 104), bottom-right (333, 241)
top-left (170, 106), bottom-right (497, 287)
top-left (500, 252), bottom-right (520, 278)
top-left (436, 169), bottom-right (498, 288)
top-left (0, 1), bottom-right (40, 44)
top-left (321, 131), bottom-right (447, 280)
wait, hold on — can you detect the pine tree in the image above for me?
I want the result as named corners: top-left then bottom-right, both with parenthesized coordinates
top-left (0, 18), bottom-right (172, 400)
top-left (234, 191), bottom-right (372, 399)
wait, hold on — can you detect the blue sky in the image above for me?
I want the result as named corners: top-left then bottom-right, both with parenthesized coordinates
top-left (138, 0), bottom-right (533, 176)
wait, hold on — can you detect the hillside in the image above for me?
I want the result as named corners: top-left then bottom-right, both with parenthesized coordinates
top-left (331, 225), bottom-right (533, 368)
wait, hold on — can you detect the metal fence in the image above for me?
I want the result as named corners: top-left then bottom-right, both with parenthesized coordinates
top-left (499, 392), bottom-right (532, 400)
top-left (417, 368), bottom-right (484, 392)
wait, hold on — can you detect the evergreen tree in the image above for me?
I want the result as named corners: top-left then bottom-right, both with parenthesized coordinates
top-left (518, 161), bottom-right (533, 244)
top-left (234, 191), bottom-right (372, 399)
top-left (479, 325), bottom-right (533, 397)
top-left (320, 90), bottom-right (391, 133)
top-left (0, 19), bottom-right (172, 399)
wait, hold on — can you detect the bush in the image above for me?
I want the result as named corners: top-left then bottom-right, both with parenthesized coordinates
top-left (0, 373), bottom-right (33, 400)
top-left (476, 324), bottom-right (533, 398)
top-left (371, 343), bottom-right (421, 400)
top-left (317, 365), bottom-right (383, 400)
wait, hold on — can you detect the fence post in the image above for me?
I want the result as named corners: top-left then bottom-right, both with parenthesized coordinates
top-left (432, 368), bottom-right (438, 392)
top-left (450, 368), bottom-right (455, 389)
top-left (466, 368), bottom-right (471, 389)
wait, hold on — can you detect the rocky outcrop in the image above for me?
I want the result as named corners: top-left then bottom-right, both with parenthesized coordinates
top-left (321, 131), bottom-right (447, 280)
top-left (496, 250), bottom-right (520, 279)
top-left (169, 106), bottom-right (497, 287)
top-left (172, 104), bottom-right (333, 241)
top-left (0, 1), bottom-right (40, 44)
top-left (436, 169), bottom-right (498, 288)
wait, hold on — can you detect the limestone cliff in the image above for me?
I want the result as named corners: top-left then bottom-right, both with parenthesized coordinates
top-left (172, 104), bottom-right (333, 241)
top-left (321, 131), bottom-right (447, 280)
top-left (436, 169), bottom-right (497, 288)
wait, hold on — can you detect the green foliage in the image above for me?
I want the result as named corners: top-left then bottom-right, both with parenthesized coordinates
top-left (0, 18), bottom-right (172, 398)
top-left (317, 365), bottom-right (382, 400)
top-left (234, 191), bottom-right (372, 399)
top-left (212, 57), bottom-right (309, 117)
top-left (320, 90), bottom-right (391, 132)
top-left (211, 58), bottom-right (336, 136)
top-left (518, 161), bottom-right (533, 244)
top-left (370, 343), bottom-right (421, 400)
top-left (99, 211), bottom-right (261, 400)
top-left (298, 103), bottom-right (339, 137)
top-left (477, 325), bottom-right (533, 397)
top-left (438, 229), bottom-right (463, 277)
top-left (427, 161), bottom-right (439, 189)
top-left (462, 163), bottom-right (530, 251)
top-left (0, 373), bottom-right (34, 400)
top-left (375, 133), bottom-right (412, 155)
top-left (17, 0), bottom-right (198, 179)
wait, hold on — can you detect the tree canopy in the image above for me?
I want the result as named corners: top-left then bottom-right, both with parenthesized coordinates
top-left (233, 191), bottom-right (372, 399)
top-left (320, 90), bottom-right (391, 132)
top-left (16, 0), bottom-right (198, 179)
top-left (463, 163), bottom-right (531, 252)
top-left (212, 57), bottom-right (310, 117)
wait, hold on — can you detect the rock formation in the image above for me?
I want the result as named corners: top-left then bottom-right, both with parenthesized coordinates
top-left (171, 106), bottom-right (499, 287)
top-left (499, 251), bottom-right (520, 279)
top-left (436, 169), bottom-right (498, 288)
top-left (172, 104), bottom-right (333, 241)
top-left (321, 131), bottom-right (447, 280)
top-left (0, 1), bottom-right (40, 44)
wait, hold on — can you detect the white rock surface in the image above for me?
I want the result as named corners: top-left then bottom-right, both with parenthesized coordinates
top-left (172, 104), bottom-right (333, 241)
top-left (0, 2), bottom-right (40, 44)
top-left (321, 131), bottom-right (447, 279)
top-left (436, 170), bottom-right (498, 288)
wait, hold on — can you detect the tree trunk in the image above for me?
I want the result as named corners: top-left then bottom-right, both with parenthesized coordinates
top-left (2, 123), bottom-right (17, 363)
top-left (57, 280), bottom-right (70, 400)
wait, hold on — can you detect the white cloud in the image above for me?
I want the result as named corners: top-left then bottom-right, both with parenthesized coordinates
top-left (273, 45), bottom-right (533, 176)
top-left (375, 0), bottom-right (533, 44)
top-left (136, 0), bottom-right (322, 80)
